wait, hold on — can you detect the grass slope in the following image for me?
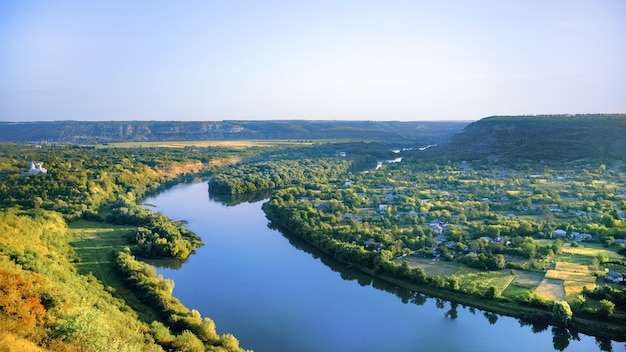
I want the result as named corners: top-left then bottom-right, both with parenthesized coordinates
top-left (69, 220), bottom-right (162, 323)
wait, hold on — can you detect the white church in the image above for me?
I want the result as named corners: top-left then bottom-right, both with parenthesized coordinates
top-left (20, 161), bottom-right (47, 176)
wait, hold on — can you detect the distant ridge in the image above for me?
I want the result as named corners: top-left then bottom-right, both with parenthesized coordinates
top-left (0, 120), bottom-right (469, 144)
top-left (430, 114), bottom-right (626, 163)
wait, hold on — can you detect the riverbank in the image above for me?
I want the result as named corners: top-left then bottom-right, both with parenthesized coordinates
top-left (263, 210), bottom-right (626, 342)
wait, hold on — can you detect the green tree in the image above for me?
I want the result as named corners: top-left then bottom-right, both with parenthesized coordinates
top-left (598, 299), bottom-right (615, 317)
top-left (552, 301), bottom-right (573, 325)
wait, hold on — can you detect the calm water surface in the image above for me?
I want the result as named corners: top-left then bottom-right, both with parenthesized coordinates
top-left (143, 182), bottom-right (621, 352)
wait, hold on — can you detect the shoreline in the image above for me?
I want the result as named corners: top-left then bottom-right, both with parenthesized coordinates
top-left (264, 210), bottom-right (626, 342)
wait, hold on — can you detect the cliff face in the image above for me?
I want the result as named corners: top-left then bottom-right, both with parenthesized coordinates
top-left (431, 114), bottom-right (626, 163)
top-left (0, 120), bottom-right (469, 144)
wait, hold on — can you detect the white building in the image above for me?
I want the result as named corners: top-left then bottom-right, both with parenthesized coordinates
top-left (21, 161), bottom-right (47, 176)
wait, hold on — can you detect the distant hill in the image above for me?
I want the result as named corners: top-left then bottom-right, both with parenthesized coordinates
top-left (429, 114), bottom-right (626, 163)
top-left (0, 120), bottom-right (469, 144)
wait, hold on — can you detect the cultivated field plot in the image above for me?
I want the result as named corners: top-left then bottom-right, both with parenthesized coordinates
top-left (503, 270), bottom-right (545, 300)
top-left (455, 271), bottom-right (515, 295)
top-left (547, 262), bottom-right (597, 300)
top-left (560, 243), bottom-right (622, 261)
top-left (402, 256), bottom-right (465, 276)
top-left (536, 278), bottom-right (566, 301)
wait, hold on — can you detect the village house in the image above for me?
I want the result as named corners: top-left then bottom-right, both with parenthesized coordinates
top-left (428, 220), bottom-right (447, 234)
top-left (570, 232), bottom-right (593, 242)
top-left (552, 229), bottom-right (567, 238)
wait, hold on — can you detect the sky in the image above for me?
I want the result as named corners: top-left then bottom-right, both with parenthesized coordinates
top-left (0, 1), bottom-right (624, 122)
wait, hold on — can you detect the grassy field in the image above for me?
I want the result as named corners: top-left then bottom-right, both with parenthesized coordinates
top-left (69, 220), bottom-right (161, 322)
top-left (400, 256), bottom-right (466, 276)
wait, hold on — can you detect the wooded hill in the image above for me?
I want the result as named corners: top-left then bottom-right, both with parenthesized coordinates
top-left (0, 120), bottom-right (469, 144)
top-left (429, 114), bottom-right (626, 163)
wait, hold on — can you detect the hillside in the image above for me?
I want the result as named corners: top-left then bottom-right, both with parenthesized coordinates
top-left (0, 120), bottom-right (469, 144)
top-left (429, 114), bottom-right (626, 163)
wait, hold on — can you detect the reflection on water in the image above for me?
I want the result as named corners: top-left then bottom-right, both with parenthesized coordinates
top-left (208, 188), bottom-right (274, 206)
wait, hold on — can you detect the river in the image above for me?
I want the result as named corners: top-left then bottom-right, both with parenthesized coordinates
top-left (143, 182), bottom-right (620, 352)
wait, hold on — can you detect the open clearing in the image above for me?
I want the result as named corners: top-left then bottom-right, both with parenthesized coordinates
top-left (69, 220), bottom-right (160, 322)
top-left (401, 256), bottom-right (466, 276)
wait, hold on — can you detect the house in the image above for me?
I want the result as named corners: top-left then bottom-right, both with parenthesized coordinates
top-left (20, 161), bottom-right (47, 176)
top-left (550, 206), bottom-right (563, 213)
top-left (429, 221), bottom-right (445, 235)
top-left (606, 271), bottom-right (624, 283)
top-left (570, 232), bottom-right (593, 242)
top-left (615, 239), bottom-right (626, 245)
top-left (378, 204), bottom-right (388, 213)
top-left (552, 229), bottom-right (567, 238)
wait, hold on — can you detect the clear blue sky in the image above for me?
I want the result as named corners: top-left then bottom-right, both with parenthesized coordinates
top-left (1, 0), bottom-right (624, 121)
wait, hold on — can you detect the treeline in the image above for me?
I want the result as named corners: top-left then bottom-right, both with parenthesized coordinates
top-left (106, 199), bottom-right (202, 259)
top-left (209, 158), bottom-right (351, 194)
top-left (115, 250), bottom-right (247, 351)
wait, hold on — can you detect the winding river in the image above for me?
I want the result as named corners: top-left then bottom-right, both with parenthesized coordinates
top-left (143, 182), bottom-right (620, 352)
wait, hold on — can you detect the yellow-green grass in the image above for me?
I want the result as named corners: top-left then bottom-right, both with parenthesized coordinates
top-left (560, 243), bottom-right (622, 260)
top-left (454, 271), bottom-right (515, 295)
top-left (101, 140), bottom-right (316, 148)
top-left (545, 262), bottom-right (597, 301)
top-left (401, 256), bottom-right (467, 276)
top-left (503, 270), bottom-right (544, 301)
top-left (536, 278), bottom-right (565, 301)
top-left (69, 220), bottom-right (160, 322)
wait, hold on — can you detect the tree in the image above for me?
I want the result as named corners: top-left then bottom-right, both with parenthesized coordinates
top-left (552, 301), bottom-right (573, 325)
top-left (598, 299), bottom-right (615, 317)
top-left (494, 254), bottom-right (506, 270)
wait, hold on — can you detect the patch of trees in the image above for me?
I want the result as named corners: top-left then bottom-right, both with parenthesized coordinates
top-left (209, 158), bottom-right (350, 194)
top-left (584, 286), bottom-right (626, 310)
top-left (106, 199), bottom-right (202, 259)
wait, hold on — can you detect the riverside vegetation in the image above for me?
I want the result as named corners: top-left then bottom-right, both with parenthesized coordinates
top-left (0, 139), bottom-right (393, 351)
top-left (1, 115), bottom-right (626, 350)
top-left (0, 143), bottom-right (267, 351)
